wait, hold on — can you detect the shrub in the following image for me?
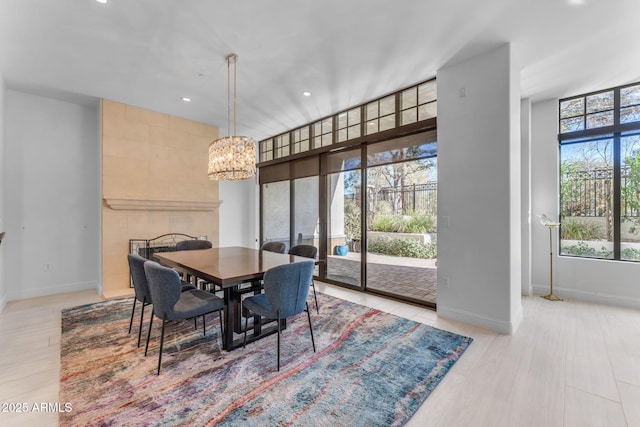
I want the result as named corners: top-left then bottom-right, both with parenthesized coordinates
top-left (622, 247), bottom-right (640, 260)
top-left (367, 237), bottom-right (437, 259)
top-left (370, 214), bottom-right (396, 232)
top-left (561, 241), bottom-right (611, 258)
top-left (561, 219), bottom-right (604, 240)
top-left (369, 213), bottom-right (436, 233)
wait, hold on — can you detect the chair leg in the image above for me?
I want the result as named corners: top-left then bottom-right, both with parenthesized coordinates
top-left (277, 310), bottom-right (281, 371)
top-left (194, 317), bottom-right (197, 329)
top-left (145, 313), bottom-right (154, 356)
top-left (157, 318), bottom-right (167, 375)
top-left (128, 297), bottom-right (137, 334)
top-left (202, 314), bottom-right (206, 336)
top-left (306, 302), bottom-right (316, 353)
top-left (312, 280), bottom-right (319, 314)
top-left (137, 300), bottom-right (146, 347)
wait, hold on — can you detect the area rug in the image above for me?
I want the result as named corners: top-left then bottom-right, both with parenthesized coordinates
top-left (59, 293), bottom-right (472, 426)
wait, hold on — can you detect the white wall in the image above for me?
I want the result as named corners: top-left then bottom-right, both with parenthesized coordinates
top-left (530, 99), bottom-right (640, 308)
top-left (5, 90), bottom-right (100, 300)
top-left (219, 179), bottom-right (258, 248)
top-left (436, 44), bottom-right (522, 334)
top-left (0, 74), bottom-right (6, 311)
top-left (521, 98), bottom-right (532, 295)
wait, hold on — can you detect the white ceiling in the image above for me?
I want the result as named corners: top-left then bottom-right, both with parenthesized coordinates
top-left (1, 0), bottom-right (639, 141)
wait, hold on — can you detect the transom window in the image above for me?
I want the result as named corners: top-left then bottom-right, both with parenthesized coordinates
top-left (258, 78), bottom-right (437, 163)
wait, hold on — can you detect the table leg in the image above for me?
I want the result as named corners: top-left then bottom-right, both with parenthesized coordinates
top-left (222, 287), bottom-right (237, 351)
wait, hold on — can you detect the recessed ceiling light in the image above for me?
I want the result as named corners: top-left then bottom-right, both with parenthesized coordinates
top-left (568, 0), bottom-right (584, 5)
top-left (96, 0), bottom-right (108, 4)
top-left (181, 97), bottom-right (191, 102)
top-left (303, 91), bottom-right (311, 97)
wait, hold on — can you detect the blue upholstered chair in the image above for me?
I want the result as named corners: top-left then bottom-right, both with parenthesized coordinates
top-left (288, 244), bottom-right (319, 314)
top-left (261, 241), bottom-right (288, 254)
top-left (127, 254), bottom-right (195, 347)
top-left (143, 261), bottom-right (225, 375)
top-left (242, 260), bottom-right (316, 371)
top-left (175, 239), bottom-right (213, 251)
top-left (175, 239), bottom-right (215, 290)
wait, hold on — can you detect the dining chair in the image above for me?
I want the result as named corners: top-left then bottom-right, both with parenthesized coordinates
top-left (242, 260), bottom-right (316, 371)
top-left (261, 241), bottom-right (288, 254)
top-left (143, 261), bottom-right (225, 375)
top-left (128, 254), bottom-right (195, 347)
top-left (288, 244), bottom-right (319, 314)
top-left (175, 239), bottom-right (216, 291)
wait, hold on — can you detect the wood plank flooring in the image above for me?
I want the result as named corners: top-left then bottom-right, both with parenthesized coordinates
top-left (0, 284), bottom-right (638, 426)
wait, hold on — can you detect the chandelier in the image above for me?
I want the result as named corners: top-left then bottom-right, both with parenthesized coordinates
top-left (208, 53), bottom-right (257, 181)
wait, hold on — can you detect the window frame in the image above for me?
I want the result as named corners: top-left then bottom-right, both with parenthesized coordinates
top-left (559, 82), bottom-right (640, 261)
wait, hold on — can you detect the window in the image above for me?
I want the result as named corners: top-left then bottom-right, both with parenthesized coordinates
top-left (336, 107), bottom-right (361, 143)
top-left (400, 80), bottom-right (437, 125)
top-left (313, 118), bottom-right (333, 148)
top-left (258, 78), bottom-right (436, 164)
top-left (559, 82), bottom-right (640, 261)
top-left (292, 126), bottom-right (310, 154)
top-left (274, 133), bottom-right (290, 159)
top-left (365, 95), bottom-right (395, 135)
top-left (260, 138), bottom-right (273, 162)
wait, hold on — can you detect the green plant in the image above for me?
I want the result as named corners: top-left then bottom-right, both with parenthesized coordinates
top-left (622, 247), bottom-right (640, 260)
top-left (370, 214), bottom-right (396, 232)
top-left (369, 213), bottom-right (436, 233)
top-left (561, 219), bottom-right (604, 240)
top-left (344, 198), bottom-right (361, 243)
top-left (561, 241), bottom-right (612, 258)
top-left (367, 237), bottom-right (437, 259)
top-left (405, 213), bottom-right (436, 233)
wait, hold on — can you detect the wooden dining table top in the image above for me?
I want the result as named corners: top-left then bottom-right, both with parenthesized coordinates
top-left (153, 246), bottom-right (311, 287)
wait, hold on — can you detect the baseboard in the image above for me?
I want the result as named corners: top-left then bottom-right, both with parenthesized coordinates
top-left (532, 283), bottom-right (640, 310)
top-left (437, 303), bottom-right (522, 335)
top-left (8, 280), bottom-right (98, 301)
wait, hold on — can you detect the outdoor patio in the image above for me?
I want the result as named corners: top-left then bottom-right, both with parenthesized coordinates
top-left (325, 252), bottom-right (437, 305)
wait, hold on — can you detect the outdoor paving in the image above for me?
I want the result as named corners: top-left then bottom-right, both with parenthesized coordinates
top-left (325, 252), bottom-right (437, 305)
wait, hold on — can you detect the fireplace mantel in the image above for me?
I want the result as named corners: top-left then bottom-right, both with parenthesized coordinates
top-left (104, 198), bottom-right (222, 211)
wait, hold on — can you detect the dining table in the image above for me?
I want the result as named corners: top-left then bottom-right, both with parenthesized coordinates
top-left (153, 246), bottom-right (312, 351)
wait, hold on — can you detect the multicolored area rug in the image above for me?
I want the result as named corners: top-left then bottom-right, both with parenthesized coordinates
top-left (60, 293), bottom-right (472, 426)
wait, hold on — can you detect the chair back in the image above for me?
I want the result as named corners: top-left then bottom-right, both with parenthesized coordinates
top-left (175, 239), bottom-right (213, 251)
top-left (288, 244), bottom-right (318, 260)
top-left (128, 254), bottom-right (151, 303)
top-left (144, 261), bottom-right (182, 320)
top-left (261, 241), bottom-right (288, 254)
top-left (263, 261), bottom-right (314, 318)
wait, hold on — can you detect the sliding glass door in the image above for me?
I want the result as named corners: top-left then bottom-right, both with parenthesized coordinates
top-left (261, 180), bottom-right (290, 246)
top-left (324, 148), bottom-right (362, 288)
top-left (365, 135), bottom-right (438, 304)
top-left (259, 131), bottom-right (437, 307)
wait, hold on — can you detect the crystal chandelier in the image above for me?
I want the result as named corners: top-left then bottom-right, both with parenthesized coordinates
top-left (208, 53), bottom-right (257, 181)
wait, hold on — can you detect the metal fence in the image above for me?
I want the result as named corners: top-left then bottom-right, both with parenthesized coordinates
top-left (561, 165), bottom-right (640, 218)
top-left (346, 182), bottom-right (438, 217)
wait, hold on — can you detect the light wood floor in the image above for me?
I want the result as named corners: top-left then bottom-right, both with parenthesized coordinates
top-left (1, 284), bottom-right (639, 426)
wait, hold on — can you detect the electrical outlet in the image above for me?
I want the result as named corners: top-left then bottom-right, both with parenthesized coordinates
top-left (443, 277), bottom-right (450, 289)
top-left (43, 263), bottom-right (53, 272)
